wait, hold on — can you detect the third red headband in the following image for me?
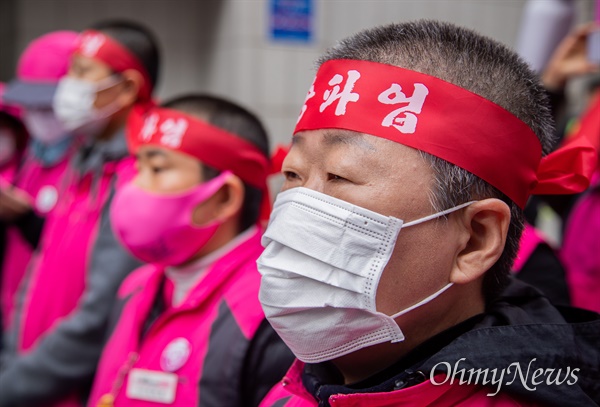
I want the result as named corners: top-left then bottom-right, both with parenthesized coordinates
top-left (76, 30), bottom-right (153, 101)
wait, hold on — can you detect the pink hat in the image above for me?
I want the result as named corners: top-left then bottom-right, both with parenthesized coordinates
top-left (3, 30), bottom-right (78, 107)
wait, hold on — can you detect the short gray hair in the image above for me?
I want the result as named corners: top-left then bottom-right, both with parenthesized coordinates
top-left (318, 20), bottom-right (555, 301)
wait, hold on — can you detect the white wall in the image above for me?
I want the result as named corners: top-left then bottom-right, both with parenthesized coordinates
top-left (11, 0), bottom-right (595, 147)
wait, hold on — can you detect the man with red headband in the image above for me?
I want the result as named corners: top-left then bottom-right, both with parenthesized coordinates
top-left (259, 20), bottom-right (600, 407)
top-left (87, 94), bottom-right (293, 407)
top-left (0, 21), bottom-right (159, 407)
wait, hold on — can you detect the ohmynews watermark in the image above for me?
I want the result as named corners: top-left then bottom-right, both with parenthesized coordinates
top-left (431, 358), bottom-right (580, 397)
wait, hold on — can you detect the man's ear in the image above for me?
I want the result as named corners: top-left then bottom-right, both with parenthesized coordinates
top-left (117, 69), bottom-right (143, 107)
top-left (192, 175), bottom-right (245, 226)
top-left (450, 198), bottom-right (511, 285)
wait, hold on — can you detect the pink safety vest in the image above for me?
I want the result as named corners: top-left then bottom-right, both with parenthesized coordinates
top-left (17, 157), bottom-right (134, 353)
top-left (1, 151), bottom-right (72, 330)
top-left (560, 174), bottom-right (600, 312)
top-left (259, 361), bottom-right (537, 407)
top-left (11, 156), bottom-right (134, 407)
top-left (88, 229), bottom-right (267, 407)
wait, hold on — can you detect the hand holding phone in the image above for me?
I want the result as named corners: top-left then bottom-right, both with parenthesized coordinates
top-left (542, 23), bottom-right (600, 90)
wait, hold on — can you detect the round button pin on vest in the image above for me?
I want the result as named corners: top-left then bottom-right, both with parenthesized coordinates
top-left (36, 185), bottom-right (58, 213)
top-left (160, 337), bottom-right (191, 372)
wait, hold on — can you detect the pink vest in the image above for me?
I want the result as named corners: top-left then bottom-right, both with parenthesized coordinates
top-left (17, 158), bottom-right (134, 353)
top-left (1, 152), bottom-right (71, 330)
top-left (560, 174), bottom-right (600, 312)
top-left (260, 361), bottom-right (538, 407)
top-left (88, 229), bottom-right (267, 407)
top-left (11, 157), bottom-right (134, 407)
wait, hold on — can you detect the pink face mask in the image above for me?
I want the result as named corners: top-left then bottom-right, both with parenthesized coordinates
top-left (110, 171), bottom-right (232, 266)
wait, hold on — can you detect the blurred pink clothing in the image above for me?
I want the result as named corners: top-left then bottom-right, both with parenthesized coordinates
top-left (1, 151), bottom-right (72, 330)
top-left (561, 173), bottom-right (600, 312)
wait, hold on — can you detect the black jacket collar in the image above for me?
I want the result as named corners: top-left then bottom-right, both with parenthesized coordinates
top-left (302, 279), bottom-right (600, 407)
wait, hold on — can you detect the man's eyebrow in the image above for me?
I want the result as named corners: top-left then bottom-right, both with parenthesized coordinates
top-left (322, 130), bottom-right (376, 151)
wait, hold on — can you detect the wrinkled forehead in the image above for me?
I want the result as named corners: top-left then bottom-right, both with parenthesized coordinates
top-left (293, 128), bottom-right (374, 149)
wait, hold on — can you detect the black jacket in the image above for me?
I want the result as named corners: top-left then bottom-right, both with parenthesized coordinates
top-left (303, 279), bottom-right (600, 407)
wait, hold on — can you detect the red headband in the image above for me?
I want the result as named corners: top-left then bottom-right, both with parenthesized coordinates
top-left (127, 107), bottom-right (269, 191)
top-left (295, 59), bottom-right (597, 208)
top-left (75, 30), bottom-right (153, 101)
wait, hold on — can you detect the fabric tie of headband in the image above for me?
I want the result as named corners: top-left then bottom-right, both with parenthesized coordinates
top-left (75, 30), bottom-right (153, 102)
top-left (127, 107), bottom-right (272, 220)
top-left (294, 59), bottom-right (597, 208)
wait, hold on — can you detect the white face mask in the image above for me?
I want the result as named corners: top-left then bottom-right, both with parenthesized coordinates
top-left (0, 130), bottom-right (17, 166)
top-left (258, 187), bottom-right (475, 364)
top-left (52, 75), bottom-right (123, 136)
top-left (23, 109), bottom-right (69, 145)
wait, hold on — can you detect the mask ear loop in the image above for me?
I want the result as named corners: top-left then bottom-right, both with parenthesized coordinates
top-left (95, 73), bottom-right (125, 92)
top-left (388, 200), bottom-right (476, 319)
top-left (403, 200), bottom-right (477, 228)
top-left (390, 282), bottom-right (454, 319)
top-left (91, 75), bottom-right (128, 124)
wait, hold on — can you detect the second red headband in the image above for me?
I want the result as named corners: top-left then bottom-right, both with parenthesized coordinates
top-left (127, 107), bottom-right (270, 190)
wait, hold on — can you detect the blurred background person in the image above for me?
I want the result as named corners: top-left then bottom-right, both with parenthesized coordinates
top-left (558, 61), bottom-right (600, 312)
top-left (542, 20), bottom-right (600, 313)
top-left (0, 86), bottom-right (28, 345)
top-left (512, 0), bottom-right (599, 308)
top-left (516, 0), bottom-right (576, 74)
top-left (511, 223), bottom-right (571, 306)
top-left (516, 17), bottom-right (599, 311)
top-left (0, 31), bottom-right (79, 335)
top-left (0, 84), bottom-right (27, 184)
top-left (0, 20), bottom-right (160, 407)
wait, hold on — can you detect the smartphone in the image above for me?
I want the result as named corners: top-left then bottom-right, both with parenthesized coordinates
top-left (588, 30), bottom-right (600, 65)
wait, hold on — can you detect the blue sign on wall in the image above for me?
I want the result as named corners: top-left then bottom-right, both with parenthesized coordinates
top-left (269, 0), bottom-right (313, 43)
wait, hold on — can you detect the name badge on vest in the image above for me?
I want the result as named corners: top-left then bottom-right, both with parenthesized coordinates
top-left (126, 368), bottom-right (177, 404)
